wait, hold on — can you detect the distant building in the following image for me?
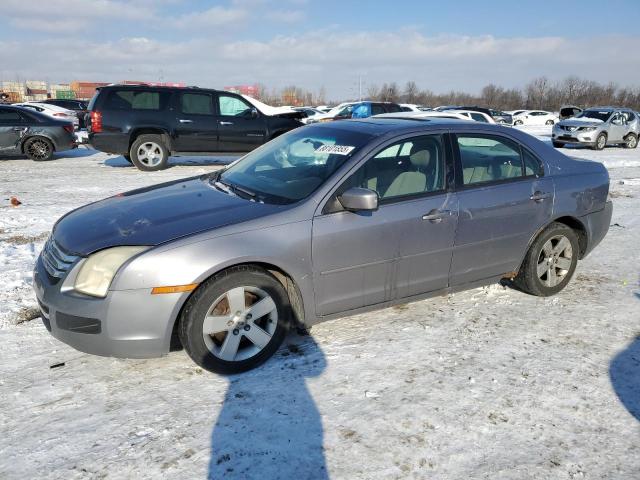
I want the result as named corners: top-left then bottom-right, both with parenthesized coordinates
top-left (224, 85), bottom-right (260, 98)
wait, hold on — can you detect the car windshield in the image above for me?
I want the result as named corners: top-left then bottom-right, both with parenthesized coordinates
top-left (218, 127), bottom-right (373, 204)
top-left (577, 110), bottom-right (612, 122)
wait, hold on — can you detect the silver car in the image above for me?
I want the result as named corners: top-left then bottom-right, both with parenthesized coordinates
top-left (552, 107), bottom-right (639, 150)
top-left (34, 119), bottom-right (612, 374)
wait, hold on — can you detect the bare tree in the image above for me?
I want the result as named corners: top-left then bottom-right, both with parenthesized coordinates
top-left (403, 81), bottom-right (419, 103)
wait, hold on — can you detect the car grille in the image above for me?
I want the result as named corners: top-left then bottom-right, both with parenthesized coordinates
top-left (560, 125), bottom-right (578, 132)
top-left (41, 238), bottom-right (79, 278)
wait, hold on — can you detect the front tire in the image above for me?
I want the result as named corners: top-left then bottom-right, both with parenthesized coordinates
top-left (129, 134), bottom-right (169, 171)
top-left (623, 133), bottom-right (638, 149)
top-left (513, 222), bottom-right (579, 297)
top-left (24, 136), bottom-right (54, 161)
top-left (545, 119), bottom-right (555, 125)
top-left (179, 266), bottom-right (290, 374)
top-left (594, 133), bottom-right (607, 150)
top-left (514, 120), bottom-right (523, 126)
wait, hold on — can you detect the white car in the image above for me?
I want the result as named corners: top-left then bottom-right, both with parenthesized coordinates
top-left (399, 104), bottom-right (426, 112)
top-left (293, 107), bottom-right (326, 124)
top-left (373, 111), bottom-right (472, 121)
top-left (311, 102), bottom-right (357, 122)
top-left (506, 109), bottom-right (527, 116)
top-left (512, 110), bottom-right (558, 126)
top-left (443, 109), bottom-right (496, 123)
top-left (16, 102), bottom-right (79, 128)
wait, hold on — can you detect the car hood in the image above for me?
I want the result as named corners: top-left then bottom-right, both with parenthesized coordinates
top-left (52, 175), bottom-right (284, 256)
top-left (558, 118), bottom-right (604, 128)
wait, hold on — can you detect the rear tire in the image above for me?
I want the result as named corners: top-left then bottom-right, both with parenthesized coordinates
top-left (514, 120), bottom-right (523, 126)
top-left (545, 119), bottom-right (555, 125)
top-left (129, 134), bottom-right (169, 171)
top-left (179, 266), bottom-right (290, 374)
top-left (24, 136), bottom-right (54, 161)
top-left (623, 133), bottom-right (638, 149)
top-left (513, 222), bottom-right (579, 297)
top-left (594, 133), bottom-right (607, 150)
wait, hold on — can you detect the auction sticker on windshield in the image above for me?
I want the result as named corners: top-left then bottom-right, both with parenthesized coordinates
top-left (315, 145), bottom-right (355, 155)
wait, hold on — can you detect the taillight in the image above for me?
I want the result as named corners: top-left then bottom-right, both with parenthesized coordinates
top-left (91, 111), bottom-right (102, 133)
top-left (63, 124), bottom-right (74, 134)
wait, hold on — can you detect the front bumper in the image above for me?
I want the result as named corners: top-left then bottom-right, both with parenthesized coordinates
top-left (33, 255), bottom-right (187, 359)
top-left (552, 129), bottom-right (599, 145)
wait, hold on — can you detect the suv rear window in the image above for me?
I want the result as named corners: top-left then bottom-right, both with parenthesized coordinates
top-left (103, 89), bottom-right (169, 111)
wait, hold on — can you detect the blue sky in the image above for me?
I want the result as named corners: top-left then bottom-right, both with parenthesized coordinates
top-left (1, 0), bottom-right (639, 100)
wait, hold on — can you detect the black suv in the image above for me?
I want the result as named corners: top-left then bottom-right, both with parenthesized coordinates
top-left (87, 85), bottom-right (304, 171)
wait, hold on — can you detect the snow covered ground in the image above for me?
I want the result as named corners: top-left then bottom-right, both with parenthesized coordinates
top-left (1, 126), bottom-right (639, 479)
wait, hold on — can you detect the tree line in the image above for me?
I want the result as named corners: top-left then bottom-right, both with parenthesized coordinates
top-left (366, 76), bottom-right (640, 111)
top-left (255, 76), bottom-right (640, 111)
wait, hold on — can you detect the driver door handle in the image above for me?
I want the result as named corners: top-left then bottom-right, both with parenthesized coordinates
top-left (422, 209), bottom-right (451, 223)
top-left (530, 191), bottom-right (551, 202)
top-left (178, 119), bottom-right (193, 124)
top-left (219, 121), bottom-right (234, 126)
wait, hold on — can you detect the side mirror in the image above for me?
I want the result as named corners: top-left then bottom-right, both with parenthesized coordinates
top-left (338, 187), bottom-right (378, 212)
top-left (250, 107), bottom-right (259, 119)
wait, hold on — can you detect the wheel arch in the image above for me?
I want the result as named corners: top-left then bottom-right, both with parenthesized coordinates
top-left (20, 133), bottom-right (56, 153)
top-left (168, 261), bottom-right (306, 351)
top-left (511, 215), bottom-right (589, 279)
top-left (129, 127), bottom-right (172, 151)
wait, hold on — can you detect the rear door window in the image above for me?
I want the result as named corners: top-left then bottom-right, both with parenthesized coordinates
top-left (371, 104), bottom-right (386, 115)
top-left (0, 109), bottom-right (24, 124)
top-left (181, 93), bottom-right (213, 115)
top-left (104, 89), bottom-right (168, 111)
top-left (456, 135), bottom-right (524, 185)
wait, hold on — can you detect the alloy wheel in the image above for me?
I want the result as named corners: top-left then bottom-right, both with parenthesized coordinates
top-left (627, 136), bottom-right (638, 148)
top-left (202, 286), bottom-right (278, 362)
top-left (136, 141), bottom-right (163, 167)
top-left (27, 139), bottom-right (50, 160)
top-left (536, 235), bottom-right (573, 288)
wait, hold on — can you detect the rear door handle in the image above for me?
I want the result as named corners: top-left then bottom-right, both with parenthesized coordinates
top-left (219, 121), bottom-right (234, 126)
top-left (178, 119), bottom-right (193, 124)
top-left (422, 209), bottom-right (450, 223)
top-left (530, 191), bottom-right (551, 202)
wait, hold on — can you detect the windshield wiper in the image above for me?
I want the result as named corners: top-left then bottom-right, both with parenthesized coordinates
top-left (215, 176), bottom-right (256, 199)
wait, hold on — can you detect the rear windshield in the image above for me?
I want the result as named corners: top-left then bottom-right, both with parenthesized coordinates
top-left (103, 89), bottom-right (171, 111)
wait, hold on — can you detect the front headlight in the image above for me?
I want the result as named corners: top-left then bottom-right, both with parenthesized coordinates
top-left (580, 127), bottom-right (597, 132)
top-left (74, 246), bottom-right (149, 297)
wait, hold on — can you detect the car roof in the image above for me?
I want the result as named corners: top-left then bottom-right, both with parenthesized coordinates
top-left (309, 117), bottom-right (503, 135)
top-left (585, 106), bottom-right (633, 112)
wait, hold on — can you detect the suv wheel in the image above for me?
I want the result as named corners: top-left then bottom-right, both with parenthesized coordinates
top-left (24, 136), bottom-right (54, 161)
top-left (623, 133), bottom-right (638, 149)
top-left (179, 266), bottom-right (290, 374)
top-left (513, 222), bottom-right (579, 297)
top-left (545, 119), bottom-right (555, 125)
top-left (594, 133), bottom-right (607, 150)
top-left (129, 134), bottom-right (169, 171)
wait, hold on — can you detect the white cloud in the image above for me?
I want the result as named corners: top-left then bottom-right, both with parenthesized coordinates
top-left (1, 31), bottom-right (638, 99)
top-left (266, 10), bottom-right (306, 23)
top-left (172, 6), bottom-right (249, 29)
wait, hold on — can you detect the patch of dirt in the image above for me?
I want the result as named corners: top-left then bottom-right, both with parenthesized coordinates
top-left (2, 232), bottom-right (49, 245)
top-left (14, 306), bottom-right (41, 325)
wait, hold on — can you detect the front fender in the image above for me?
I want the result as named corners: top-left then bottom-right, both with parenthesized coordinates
top-left (111, 219), bottom-right (316, 322)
